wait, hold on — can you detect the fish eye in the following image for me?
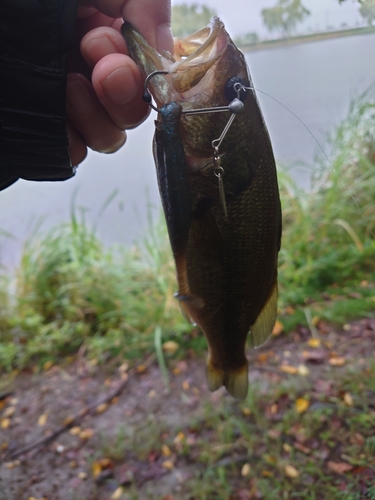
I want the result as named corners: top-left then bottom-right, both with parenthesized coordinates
top-left (224, 76), bottom-right (249, 103)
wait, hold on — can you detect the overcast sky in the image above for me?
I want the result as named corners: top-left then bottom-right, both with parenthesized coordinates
top-left (172, 0), bottom-right (362, 37)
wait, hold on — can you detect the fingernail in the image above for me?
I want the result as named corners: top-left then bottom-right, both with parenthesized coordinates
top-left (101, 66), bottom-right (137, 104)
top-left (157, 23), bottom-right (174, 54)
top-left (85, 35), bottom-right (119, 62)
top-left (66, 77), bottom-right (93, 114)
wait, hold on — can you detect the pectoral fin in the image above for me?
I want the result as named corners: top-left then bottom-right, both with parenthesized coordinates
top-left (250, 282), bottom-right (278, 348)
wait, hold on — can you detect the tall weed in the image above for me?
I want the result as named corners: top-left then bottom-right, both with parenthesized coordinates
top-left (278, 86), bottom-right (375, 306)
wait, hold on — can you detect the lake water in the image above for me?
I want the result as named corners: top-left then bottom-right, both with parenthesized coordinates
top-left (1, 33), bottom-right (375, 268)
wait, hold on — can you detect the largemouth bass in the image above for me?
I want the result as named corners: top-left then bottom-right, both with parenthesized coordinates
top-left (122, 18), bottom-right (281, 400)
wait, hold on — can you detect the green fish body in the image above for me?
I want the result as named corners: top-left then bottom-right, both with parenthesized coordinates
top-left (122, 18), bottom-right (281, 399)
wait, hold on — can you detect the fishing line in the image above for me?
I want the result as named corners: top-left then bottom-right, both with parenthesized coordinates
top-left (238, 84), bottom-right (333, 170)
top-left (241, 84), bottom-right (360, 210)
top-left (143, 70), bottom-right (359, 210)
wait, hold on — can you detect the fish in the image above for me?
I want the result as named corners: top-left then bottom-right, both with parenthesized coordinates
top-left (122, 17), bottom-right (282, 400)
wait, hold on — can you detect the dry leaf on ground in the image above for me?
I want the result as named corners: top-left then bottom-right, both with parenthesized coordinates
top-left (327, 461), bottom-right (353, 474)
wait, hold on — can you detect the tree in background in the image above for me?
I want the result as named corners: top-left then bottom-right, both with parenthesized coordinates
top-left (234, 32), bottom-right (259, 47)
top-left (338, 0), bottom-right (375, 26)
top-left (171, 3), bottom-right (217, 37)
top-left (358, 0), bottom-right (375, 25)
top-left (261, 0), bottom-right (310, 38)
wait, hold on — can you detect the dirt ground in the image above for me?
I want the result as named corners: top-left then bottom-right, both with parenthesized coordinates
top-left (1, 317), bottom-right (375, 500)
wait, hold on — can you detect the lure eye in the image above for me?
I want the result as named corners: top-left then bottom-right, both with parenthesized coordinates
top-left (224, 76), bottom-right (249, 103)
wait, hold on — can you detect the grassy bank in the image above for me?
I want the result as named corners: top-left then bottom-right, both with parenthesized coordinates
top-left (0, 88), bottom-right (375, 371)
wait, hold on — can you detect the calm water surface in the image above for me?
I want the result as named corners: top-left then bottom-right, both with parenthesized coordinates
top-left (1, 33), bottom-right (375, 267)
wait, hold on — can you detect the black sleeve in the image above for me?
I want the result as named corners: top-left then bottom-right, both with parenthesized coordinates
top-left (0, 0), bottom-right (80, 191)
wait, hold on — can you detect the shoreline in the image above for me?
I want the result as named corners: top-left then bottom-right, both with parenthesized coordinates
top-left (241, 26), bottom-right (375, 52)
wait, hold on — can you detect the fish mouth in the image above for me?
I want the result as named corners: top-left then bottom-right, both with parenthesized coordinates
top-left (122, 17), bottom-right (230, 107)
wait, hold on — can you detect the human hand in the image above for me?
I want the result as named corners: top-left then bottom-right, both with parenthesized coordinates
top-left (66, 0), bottom-right (173, 166)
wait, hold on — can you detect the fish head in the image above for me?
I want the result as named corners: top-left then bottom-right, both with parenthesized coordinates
top-left (122, 17), bottom-right (251, 112)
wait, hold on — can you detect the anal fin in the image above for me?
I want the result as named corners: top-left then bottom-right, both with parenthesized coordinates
top-left (250, 282), bottom-right (278, 348)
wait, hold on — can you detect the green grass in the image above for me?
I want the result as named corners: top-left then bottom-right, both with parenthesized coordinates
top-left (0, 209), bottom-right (189, 370)
top-left (277, 86), bottom-right (375, 327)
top-left (0, 87), bottom-right (375, 371)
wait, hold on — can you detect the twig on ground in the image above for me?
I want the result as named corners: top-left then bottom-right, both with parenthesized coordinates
top-left (9, 372), bottom-right (132, 460)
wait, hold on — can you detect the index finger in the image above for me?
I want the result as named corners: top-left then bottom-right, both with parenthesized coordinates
top-left (83, 0), bottom-right (173, 52)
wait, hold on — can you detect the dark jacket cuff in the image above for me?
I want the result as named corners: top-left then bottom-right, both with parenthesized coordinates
top-left (0, 0), bottom-right (79, 190)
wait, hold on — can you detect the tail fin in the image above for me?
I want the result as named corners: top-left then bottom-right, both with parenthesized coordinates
top-left (206, 360), bottom-right (249, 400)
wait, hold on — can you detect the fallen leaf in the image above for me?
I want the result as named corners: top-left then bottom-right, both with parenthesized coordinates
top-left (295, 398), bottom-right (309, 413)
top-left (329, 357), bottom-right (346, 366)
top-left (1, 418), bottom-right (10, 429)
top-left (294, 442), bottom-right (311, 454)
top-left (268, 429), bottom-right (281, 439)
top-left (96, 403), bottom-right (109, 414)
top-left (79, 428), bottom-right (94, 440)
top-left (344, 392), bottom-right (354, 406)
top-left (297, 364), bottom-right (309, 376)
top-left (69, 426), bottom-right (81, 436)
top-left (285, 464), bottom-right (299, 478)
top-left (37, 413), bottom-right (48, 427)
top-left (111, 487), bottom-right (124, 499)
top-left (174, 431), bottom-right (185, 444)
top-left (92, 462), bottom-right (102, 478)
top-left (3, 406), bottom-right (15, 418)
top-left (6, 461), bottom-right (20, 469)
top-left (307, 338), bottom-right (321, 348)
top-left (257, 351), bottom-right (274, 363)
top-left (241, 463), bottom-right (251, 476)
top-left (272, 320), bottom-right (283, 336)
top-left (99, 458), bottom-right (114, 469)
top-left (327, 461), bottom-right (353, 474)
top-left (118, 362), bottom-right (129, 373)
top-left (280, 365), bottom-right (298, 375)
top-left (261, 470), bottom-right (273, 477)
top-left (162, 444), bottom-right (172, 457)
top-left (162, 341), bottom-right (179, 354)
top-left (43, 360), bottom-right (53, 371)
top-left (162, 460), bottom-right (174, 470)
